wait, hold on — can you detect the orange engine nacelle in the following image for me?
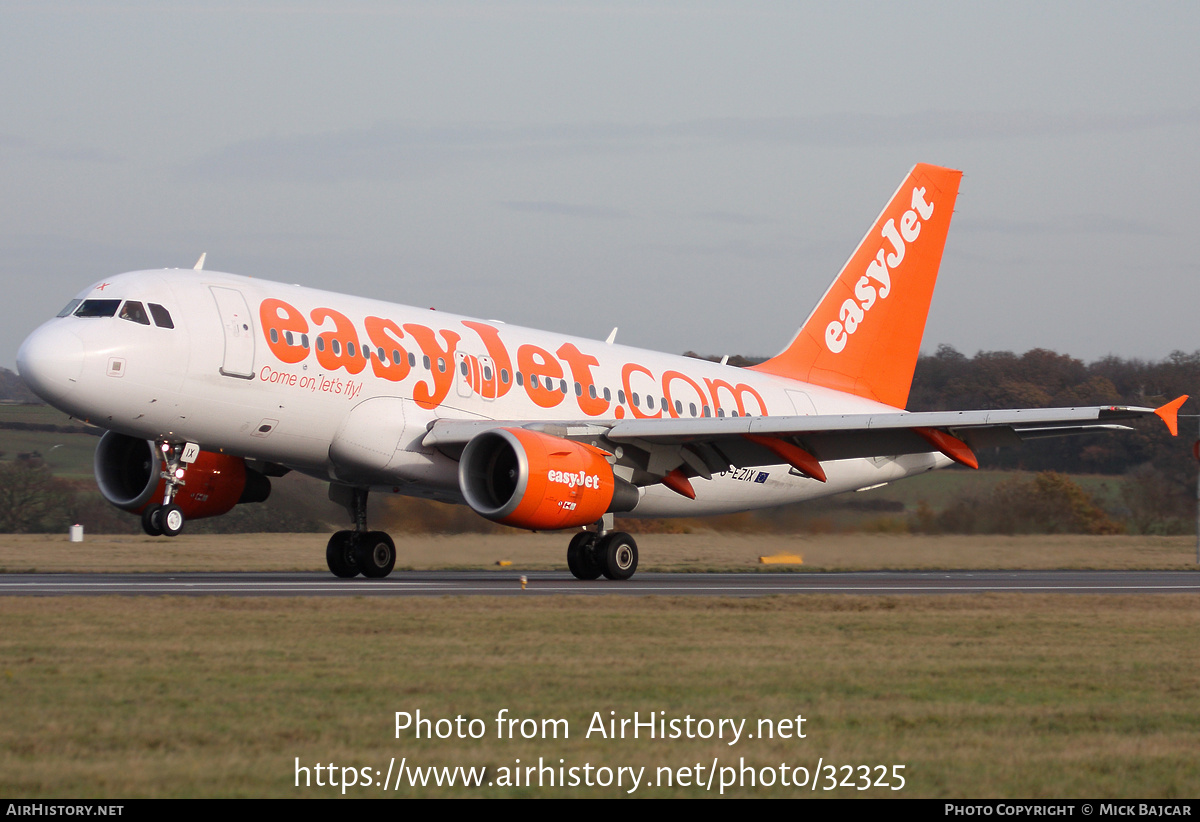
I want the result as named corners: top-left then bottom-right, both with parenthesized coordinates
top-left (458, 428), bottom-right (638, 531)
top-left (94, 431), bottom-right (271, 521)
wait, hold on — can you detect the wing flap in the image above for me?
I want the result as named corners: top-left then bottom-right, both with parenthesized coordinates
top-left (421, 399), bottom-right (1183, 484)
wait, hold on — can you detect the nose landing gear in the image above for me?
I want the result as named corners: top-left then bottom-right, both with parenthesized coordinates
top-left (140, 441), bottom-right (193, 537)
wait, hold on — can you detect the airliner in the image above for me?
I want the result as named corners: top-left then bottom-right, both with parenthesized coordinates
top-left (15, 164), bottom-right (1184, 580)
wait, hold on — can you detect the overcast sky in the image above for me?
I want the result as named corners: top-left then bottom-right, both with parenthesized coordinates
top-left (3, 1), bottom-right (1199, 369)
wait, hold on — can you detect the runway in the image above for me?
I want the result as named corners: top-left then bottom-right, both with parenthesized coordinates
top-left (2, 570), bottom-right (1199, 597)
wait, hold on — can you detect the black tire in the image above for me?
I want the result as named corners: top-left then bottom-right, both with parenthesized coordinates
top-left (599, 532), bottom-right (638, 580)
top-left (356, 531), bottom-right (396, 579)
top-left (159, 503), bottom-right (185, 537)
top-left (567, 531), bottom-right (602, 580)
top-left (326, 530), bottom-right (359, 578)
top-left (141, 504), bottom-right (163, 537)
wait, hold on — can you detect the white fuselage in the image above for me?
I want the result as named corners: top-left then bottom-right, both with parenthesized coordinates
top-left (18, 269), bottom-right (948, 519)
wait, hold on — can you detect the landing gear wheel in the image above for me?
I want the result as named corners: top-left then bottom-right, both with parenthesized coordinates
top-left (159, 503), bottom-right (185, 537)
top-left (141, 504), bottom-right (164, 536)
top-left (356, 531), bottom-right (396, 579)
top-left (326, 530), bottom-right (359, 578)
top-left (599, 532), bottom-right (638, 580)
top-left (567, 531), bottom-right (603, 580)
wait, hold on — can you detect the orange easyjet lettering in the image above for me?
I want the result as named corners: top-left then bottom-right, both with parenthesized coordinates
top-left (557, 342), bottom-right (609, 417)
top-left (363, 316), bottom-right (411, 383)
top-left (311, 307), bottom-right (367, 375)
top-left (517, 344), bottom-right (566, 409)
top-left (461, 321), bottom-right (513, 400)
top-left (260, 298), bottom-right (309, 364)
top-left (403, 323), bottom-right (461, 410)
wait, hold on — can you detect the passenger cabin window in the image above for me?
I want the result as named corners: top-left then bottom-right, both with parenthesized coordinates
top-left (119, 301), bottom-right (151, 325)
top-left (148, 303), bottom-right (174, 328)
top-left (74, 299), bottom-right (121, 318)
top-left (57, 299), bottom-right (82, 318)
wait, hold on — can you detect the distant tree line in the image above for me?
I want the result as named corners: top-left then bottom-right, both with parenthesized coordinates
top-left (904, 346), bottom-right (1199, 534)
top-left (0, 368), bottom-right (41, 404)
top-left (686, 345), bottom-right (1197, 475)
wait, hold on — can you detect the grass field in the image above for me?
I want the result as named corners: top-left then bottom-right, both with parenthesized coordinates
top-left (2, 531), bottom-right (1198, 573)
top-left (2, 593), bottom-right (1199, 798)
top-left (0, 404), bottom-right (99, 480)
top-left (2, 532), bottom-right (1200, 798)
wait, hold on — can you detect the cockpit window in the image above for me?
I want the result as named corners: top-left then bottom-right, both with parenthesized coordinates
top-left (57, 299), bottom-right (82, 318)
top-left (74, 299), bottom-right (121, 318)
top-left (119, 301), bottom-right (151, 325)
top-left (148, 303), bottom-right (174, 329)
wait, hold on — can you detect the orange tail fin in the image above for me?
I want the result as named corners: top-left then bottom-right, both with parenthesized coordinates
top-left (749, 164), bottom-right (962, 409)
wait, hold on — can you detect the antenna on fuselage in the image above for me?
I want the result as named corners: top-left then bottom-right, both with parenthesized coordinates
top-left (720, 355), bottom-right (729, 365)
top-left (605, 327), bottom-right (618, 345)
top-left (193, 252), bottom-right (206, 271)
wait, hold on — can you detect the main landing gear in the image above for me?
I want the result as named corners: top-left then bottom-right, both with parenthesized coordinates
top-left (567, 517), bottom-right (638, 581)
top-left (141, 441), bottom-right (189, 537)
top-left (326, 485), bottom-right (397, 579)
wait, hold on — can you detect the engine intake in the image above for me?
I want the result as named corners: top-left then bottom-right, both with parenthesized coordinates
top-left (458, 428), bottom-right (638, 530)
top-left (94, 431), bottom-right (270, 520)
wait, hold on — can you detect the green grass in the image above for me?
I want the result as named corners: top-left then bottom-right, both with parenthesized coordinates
top-left (2, 595), bottom-right (1199, 798)
top-left (853, 468), bottom-right (1123, 510)
top-left (0, 404), bottom-right (76, 426)
top-left (0, 404), bottom-right (99, 479)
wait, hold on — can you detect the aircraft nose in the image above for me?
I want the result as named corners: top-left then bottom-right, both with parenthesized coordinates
top-left (16, 323), bottom-right (85, 404)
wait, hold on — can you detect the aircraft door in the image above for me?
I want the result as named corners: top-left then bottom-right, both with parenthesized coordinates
top-left (477, 355), bottom-right (496, 400)
top-left (209, 286), bottom-right (256, 379)
top-left (453, 352), bottom-right (496, 401)
top-left (454, 352), bottom-right (472, 398)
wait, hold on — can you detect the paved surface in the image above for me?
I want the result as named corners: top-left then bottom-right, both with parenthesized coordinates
top-left (2, 570), bottom-right (1199, 597)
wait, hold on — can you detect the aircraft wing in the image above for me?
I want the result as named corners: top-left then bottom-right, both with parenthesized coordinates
top-left (423, 397), bottom-right (1185, 483)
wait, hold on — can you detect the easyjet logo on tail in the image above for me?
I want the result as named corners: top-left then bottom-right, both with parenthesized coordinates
top-left (824, 186), bottom-right (935, 354)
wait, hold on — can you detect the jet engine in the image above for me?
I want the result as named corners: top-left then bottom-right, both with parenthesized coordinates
top-left (458, 428), bottom-right (638, 530)
top-left (94, 431), bottom-right (270, 520)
